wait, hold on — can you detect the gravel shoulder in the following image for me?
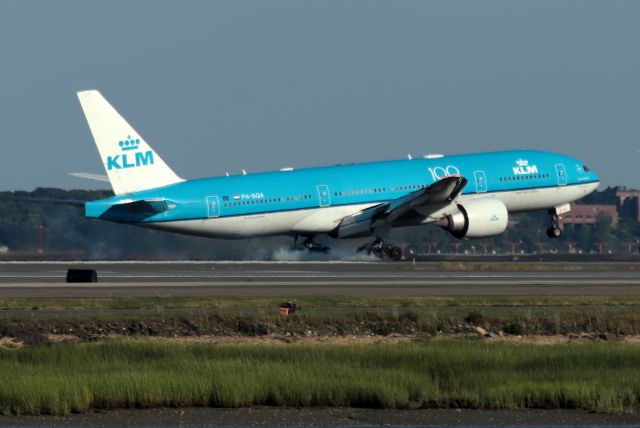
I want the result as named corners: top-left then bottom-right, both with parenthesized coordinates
top-left (2, 407), bottom-right (640, 427)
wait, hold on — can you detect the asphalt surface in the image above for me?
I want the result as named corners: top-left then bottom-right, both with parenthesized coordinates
top-left (0, 261), bottom-right (639, 297)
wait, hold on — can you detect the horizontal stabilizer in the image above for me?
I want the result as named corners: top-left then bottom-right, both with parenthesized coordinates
top-left (9, 197), bottom-right (86, 207)
top-left (69, 172), bottom-right (110, 183)
top-left (112, 198), bottom-right (168, 214)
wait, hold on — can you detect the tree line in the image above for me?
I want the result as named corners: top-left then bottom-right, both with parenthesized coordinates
top-left (0, 188), bottom-right (637, 259)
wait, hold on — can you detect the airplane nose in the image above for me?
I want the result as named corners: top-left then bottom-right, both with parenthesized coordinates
top-left (581, 162), bottom-right (599, 182)
top-left (588, 168), bottom-right (600, 194)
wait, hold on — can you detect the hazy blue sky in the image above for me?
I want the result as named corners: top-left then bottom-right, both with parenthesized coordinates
top-left (1, 1), bottom-right (638, 190)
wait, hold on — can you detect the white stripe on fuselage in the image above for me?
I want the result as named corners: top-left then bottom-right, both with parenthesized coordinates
top-left (146, 182), bottom-right (599, 239)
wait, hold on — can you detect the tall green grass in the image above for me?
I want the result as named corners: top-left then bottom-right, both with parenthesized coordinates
top-left (0, 339), bottom-right (639, 415)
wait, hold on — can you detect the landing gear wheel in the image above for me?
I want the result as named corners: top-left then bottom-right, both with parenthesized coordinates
top-left (303, 241), bottom-right (330, 253)
top-left (291, 236), bottom-right (330, 253)
top-left (357, 239), bottom-right (402, 261)
top-left (546, 209), bottom-right (562, 239)
top-left (387, 246), bottom-right (402, 261)
top-left (546, 226), bottom-right (561, 239)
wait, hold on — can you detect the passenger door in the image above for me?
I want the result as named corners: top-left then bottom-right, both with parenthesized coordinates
top-left (317, 185), bottom-right (331, 207)
top-left (555, 164), bottom-right (567, 186)
top-left (206, 195), bottom-right (220, 218)
top-left (474, 171), bottom-right (487, 193)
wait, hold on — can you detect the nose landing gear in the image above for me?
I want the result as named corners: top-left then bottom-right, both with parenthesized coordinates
top-left (546, 209), bottom-right (562, 239)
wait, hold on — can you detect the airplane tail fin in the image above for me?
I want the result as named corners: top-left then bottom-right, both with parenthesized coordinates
top-left (77, 90), bottom-right (183, 195)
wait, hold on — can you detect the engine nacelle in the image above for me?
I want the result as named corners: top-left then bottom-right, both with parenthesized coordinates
top-left (444, 198), bottom-right (508, 239)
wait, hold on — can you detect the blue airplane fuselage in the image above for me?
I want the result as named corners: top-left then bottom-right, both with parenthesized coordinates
top-left (85, 149), bottom-right (599, 239)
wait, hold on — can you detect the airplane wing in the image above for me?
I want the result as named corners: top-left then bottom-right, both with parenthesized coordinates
top-left (335, 175), bottom-right (467, 239)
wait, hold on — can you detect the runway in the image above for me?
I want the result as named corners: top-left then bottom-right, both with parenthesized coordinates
top-left (0, 261), bottom-right (639, 297)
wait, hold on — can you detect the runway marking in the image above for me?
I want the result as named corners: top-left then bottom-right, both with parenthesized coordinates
top-left (0, 260), bottom-right (384, 265)
top-left (1, 280), bottom-right (640, 288)
top-left (0, 274), bottom-right (638, 279)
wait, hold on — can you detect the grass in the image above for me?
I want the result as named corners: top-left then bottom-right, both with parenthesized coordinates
top-left (0, 339), bottom-right (639, 415)
top-left (4, 296), bottom-right (640, 341)
top-left (4, 294), bottom-right (640, 311)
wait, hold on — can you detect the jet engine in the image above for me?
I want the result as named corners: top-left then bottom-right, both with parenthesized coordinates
top-left (442, 198), bottom-right (508, 239)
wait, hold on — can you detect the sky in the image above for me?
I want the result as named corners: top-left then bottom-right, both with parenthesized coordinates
top-left (0, 1), bottom-right (639, 191)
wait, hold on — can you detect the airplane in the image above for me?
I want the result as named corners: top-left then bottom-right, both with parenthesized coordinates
top-left (74, 90), bottom-right (600, 260)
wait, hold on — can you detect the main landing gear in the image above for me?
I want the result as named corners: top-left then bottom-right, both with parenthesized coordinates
top-left (357, 238), bottom-right (403, 261)
top-left (546, 209), bottom-right (562, 239)
top-left (291, 235), bottom-right (330, 253)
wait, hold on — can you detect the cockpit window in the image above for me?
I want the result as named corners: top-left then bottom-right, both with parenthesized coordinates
top-left (583, 165), bottom-right (590, 172)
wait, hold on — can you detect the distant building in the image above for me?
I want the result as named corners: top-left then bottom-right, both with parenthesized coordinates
top-left (614, 186), bottom-right (640, 221)
top-left (0, 245), bottom-right (8, 254)
top-left (559, 203), bottom-right (618, 229)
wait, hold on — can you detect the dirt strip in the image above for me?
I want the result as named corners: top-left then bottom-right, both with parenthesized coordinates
top-left (2, 407), bottom-right (640, 427)
top-left (1, 332), bottom-right (638, 350)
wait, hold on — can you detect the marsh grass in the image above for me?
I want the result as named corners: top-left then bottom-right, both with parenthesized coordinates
top-left (4, 302), bottom-right (640, 340)
top-left (4, 295), bottom-right (640, 312)
top-left (4, 296), bottom-right (640, 345)
top-left (0, 339), bottom-right (639, 415)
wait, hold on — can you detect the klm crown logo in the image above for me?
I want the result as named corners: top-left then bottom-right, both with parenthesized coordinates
top-left (119, 136), bottom-right (141, 152)
top-left (107, 136), bottom-right (155, 170)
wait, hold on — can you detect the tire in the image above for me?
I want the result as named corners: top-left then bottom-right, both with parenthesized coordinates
top-left (545, 227), bottom-right (554, 238)
top-left (546, 227), bottom-right (561, 239)
top-left (388, 247), bottom-right (402, 261)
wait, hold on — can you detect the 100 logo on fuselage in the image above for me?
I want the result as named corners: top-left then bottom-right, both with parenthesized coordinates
top-left (428, 166), bottom-right (461, 181)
